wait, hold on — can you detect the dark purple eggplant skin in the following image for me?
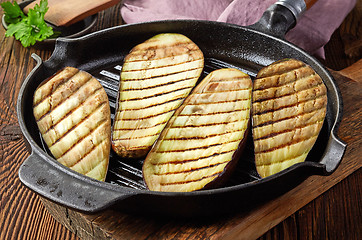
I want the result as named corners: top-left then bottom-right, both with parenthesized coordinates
top-left (202, 122), bottom-right (251, 190)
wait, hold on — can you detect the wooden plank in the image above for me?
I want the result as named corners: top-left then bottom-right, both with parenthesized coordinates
top-left (0, 18), bottom-right (78, 240)
top-left (40, 67), bottom-right (362, 240)
top-left (0, 3), bottom-right (123, 239)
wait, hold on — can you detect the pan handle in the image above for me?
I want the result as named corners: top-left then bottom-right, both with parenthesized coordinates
top-left (19, 150), bottom-right (137, 212)
top-left (249, 0), bottom-right (318, 39)
top-left (318, 132), bottom-right (346, 174)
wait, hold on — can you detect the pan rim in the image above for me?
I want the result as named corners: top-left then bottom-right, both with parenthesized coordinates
top-left (17, 19), bottom-right (344, 199)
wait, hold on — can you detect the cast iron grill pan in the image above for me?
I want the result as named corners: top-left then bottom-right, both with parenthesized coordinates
top-left (17, 1), bottom-right (346, 217)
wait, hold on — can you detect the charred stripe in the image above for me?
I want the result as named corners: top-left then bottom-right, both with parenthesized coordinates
top-left (122, 58), bottom-right (203, 72)
top-left (253, 120), bottom-right (324, 141)
top-left (159, 172), bottom-right (220, 186)
top-left (155, 139), bottom-right (240, 153)
top-left (121, 66), bottom-right (202, 81)
top-left (153, 161), bottom-right (229, 175)
top-left (151, 149), bottom-right (235, 165)
top-left (163, 128), bottom-right (246, 140)
top-left (49, 103), bottom-right (108, 148)
top-left (253, 94), bottom-right (327, 116)
top-left (55, 118), bottom-right (109, 158)
top-left (119, 86), bottom-right (193, 102)
top-left (253, 106), bottom-right (327, 128)
top-left (255, 135), bottom-right (319, 154)
top-left (43, 87), bottom-right (104, 134)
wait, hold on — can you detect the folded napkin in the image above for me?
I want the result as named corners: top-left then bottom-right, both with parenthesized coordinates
top-left (121, 0), bottom-right (356, 58)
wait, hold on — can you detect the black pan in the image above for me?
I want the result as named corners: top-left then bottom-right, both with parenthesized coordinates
top-left (17, 0), bottom-right (346, 217)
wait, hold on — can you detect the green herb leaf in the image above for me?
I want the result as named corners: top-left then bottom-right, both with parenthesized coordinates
top-left (1, 0), bottom-right (57, 47)
top-left (34, 0), bottom-right (49, 14)
top-left (1, 1), bottom-right (25, 24)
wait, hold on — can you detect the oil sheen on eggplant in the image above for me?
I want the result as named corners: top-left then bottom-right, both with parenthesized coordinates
top-left (252, 59), bottom-right (328, 178)
top-left (112, 33), bottom-right (204, 158)
top-left (143, 68), bottom-right (252, 192)
top-left (33, 67), bottom-right (111, 181)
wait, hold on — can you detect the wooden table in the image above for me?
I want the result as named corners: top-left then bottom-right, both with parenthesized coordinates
top-left (1, 1), bottom-right (361, 239)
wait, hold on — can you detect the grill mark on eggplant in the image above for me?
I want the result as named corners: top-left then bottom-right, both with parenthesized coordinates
top-left (255, 65), bottom-right (305, 83)
top-left (43, 87), bottom-right (104, 135)
top-left (121, 66), bottom-right (202, 81)
top-left (253, 120), bottom-right (324, 141)
top-left (253, 94), bottom-right (327, 116)
top-left (112, 132), bottom-right (161, 141)
top-left (56, 118), bottom-right (108, 158)
top-left (163, 128), bottom-right (246, 140)
top-left (115, 108), bottom-right (175, 121)
top-left (151, 149), bottom-right (235, 165)
top-left (253, 80), bottom-right (324, 103)
top-left (253, 82), bottom-right (324, 103)
top-left (130, 42), bottom-right (196, 55)
top-left (257, 154), bottom-right (308, 166)
top-left (253, 74), bottom-right (323, 102)
top-left (255, 135), bottom-right (318, 154)
top-left (120, 97), bottom-right (184, 112)
top-left (197, 88), bottom-right (252, 94)
top-left (186, 98), bottom-right (251, 106)
top-left (36, 76), bottom-right (94, 121)
top-left (111, 144), bottom-right (150, 152)
top-left (170, 117), bottom-right (249, 128)
top-left (126, 49), bottom-right (200, 62)
top-left (253, 105), bottom-right (327, 128)
top-left (82, 159), bottom-right (105, 175)
top-left (119, 86), bottom-right (193, 102)
top-left (126, 145), bottom-right (150, 151)
top-left (253, 74), bottom-right (321, 103)
top-left (49, 103), bottom-right (107, 147)
top-left (113, 120), bottom-right (168, 131)
top-left (133, 41), bottom-right (192, 50)
top-left (34, 72), bottom-right (90, 109)
top-left (153, 161), bottom-right (228, 175)
top-left (121, 76), bottom-right (197, 91)
top-left (178, 107), bottom-right (251, 116)
top-left (210, 76), bottom-right (251, 82)
top-left (159, 172), bottom-right (219, 186)
top-left (122, 58), bottom-right (203, 72)
top-left (33, 69), bottom-right (81, 107)
top-left (68, 138), bottom-right (107, 168)
top-left (155, 139), bottom-right (240, 153)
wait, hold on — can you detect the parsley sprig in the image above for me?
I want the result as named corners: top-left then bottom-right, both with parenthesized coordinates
top-left (1, 0), bottom-right (59, 47)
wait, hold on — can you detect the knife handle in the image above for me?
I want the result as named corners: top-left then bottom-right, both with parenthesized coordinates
top-left (305, 0), bottom-right (318, 9)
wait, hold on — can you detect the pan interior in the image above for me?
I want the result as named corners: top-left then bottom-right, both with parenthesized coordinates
top-left (38, 57), bottom-right (329, 190)
top-left (31, 21), bottom-right (331, 191)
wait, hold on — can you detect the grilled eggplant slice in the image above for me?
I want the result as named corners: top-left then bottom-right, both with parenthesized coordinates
top-left (33, 67), bottom-right (111, 181)
top-left (252, 59), bottom-right (328, 178)
top-left (112, 33), bottom-right (204, 158)
top-left (143, 68), bottom-right (252, 192)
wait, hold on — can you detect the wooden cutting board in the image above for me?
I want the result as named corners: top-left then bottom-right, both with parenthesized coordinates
top-left (40, 60), bottom-right (362, 240)
top-left (24, 0), bottom-right (119, 26)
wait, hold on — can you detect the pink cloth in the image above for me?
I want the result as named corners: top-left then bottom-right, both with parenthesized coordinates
top-left (121, 0), bottom-right (356, 58)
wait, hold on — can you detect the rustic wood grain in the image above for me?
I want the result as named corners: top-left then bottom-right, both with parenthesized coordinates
top-left (339, 0), bottom-right (361, 59)
top-left (0, 1), bottom-right (360, 240)
top-left (0, 23), bottom-right (77, 240)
